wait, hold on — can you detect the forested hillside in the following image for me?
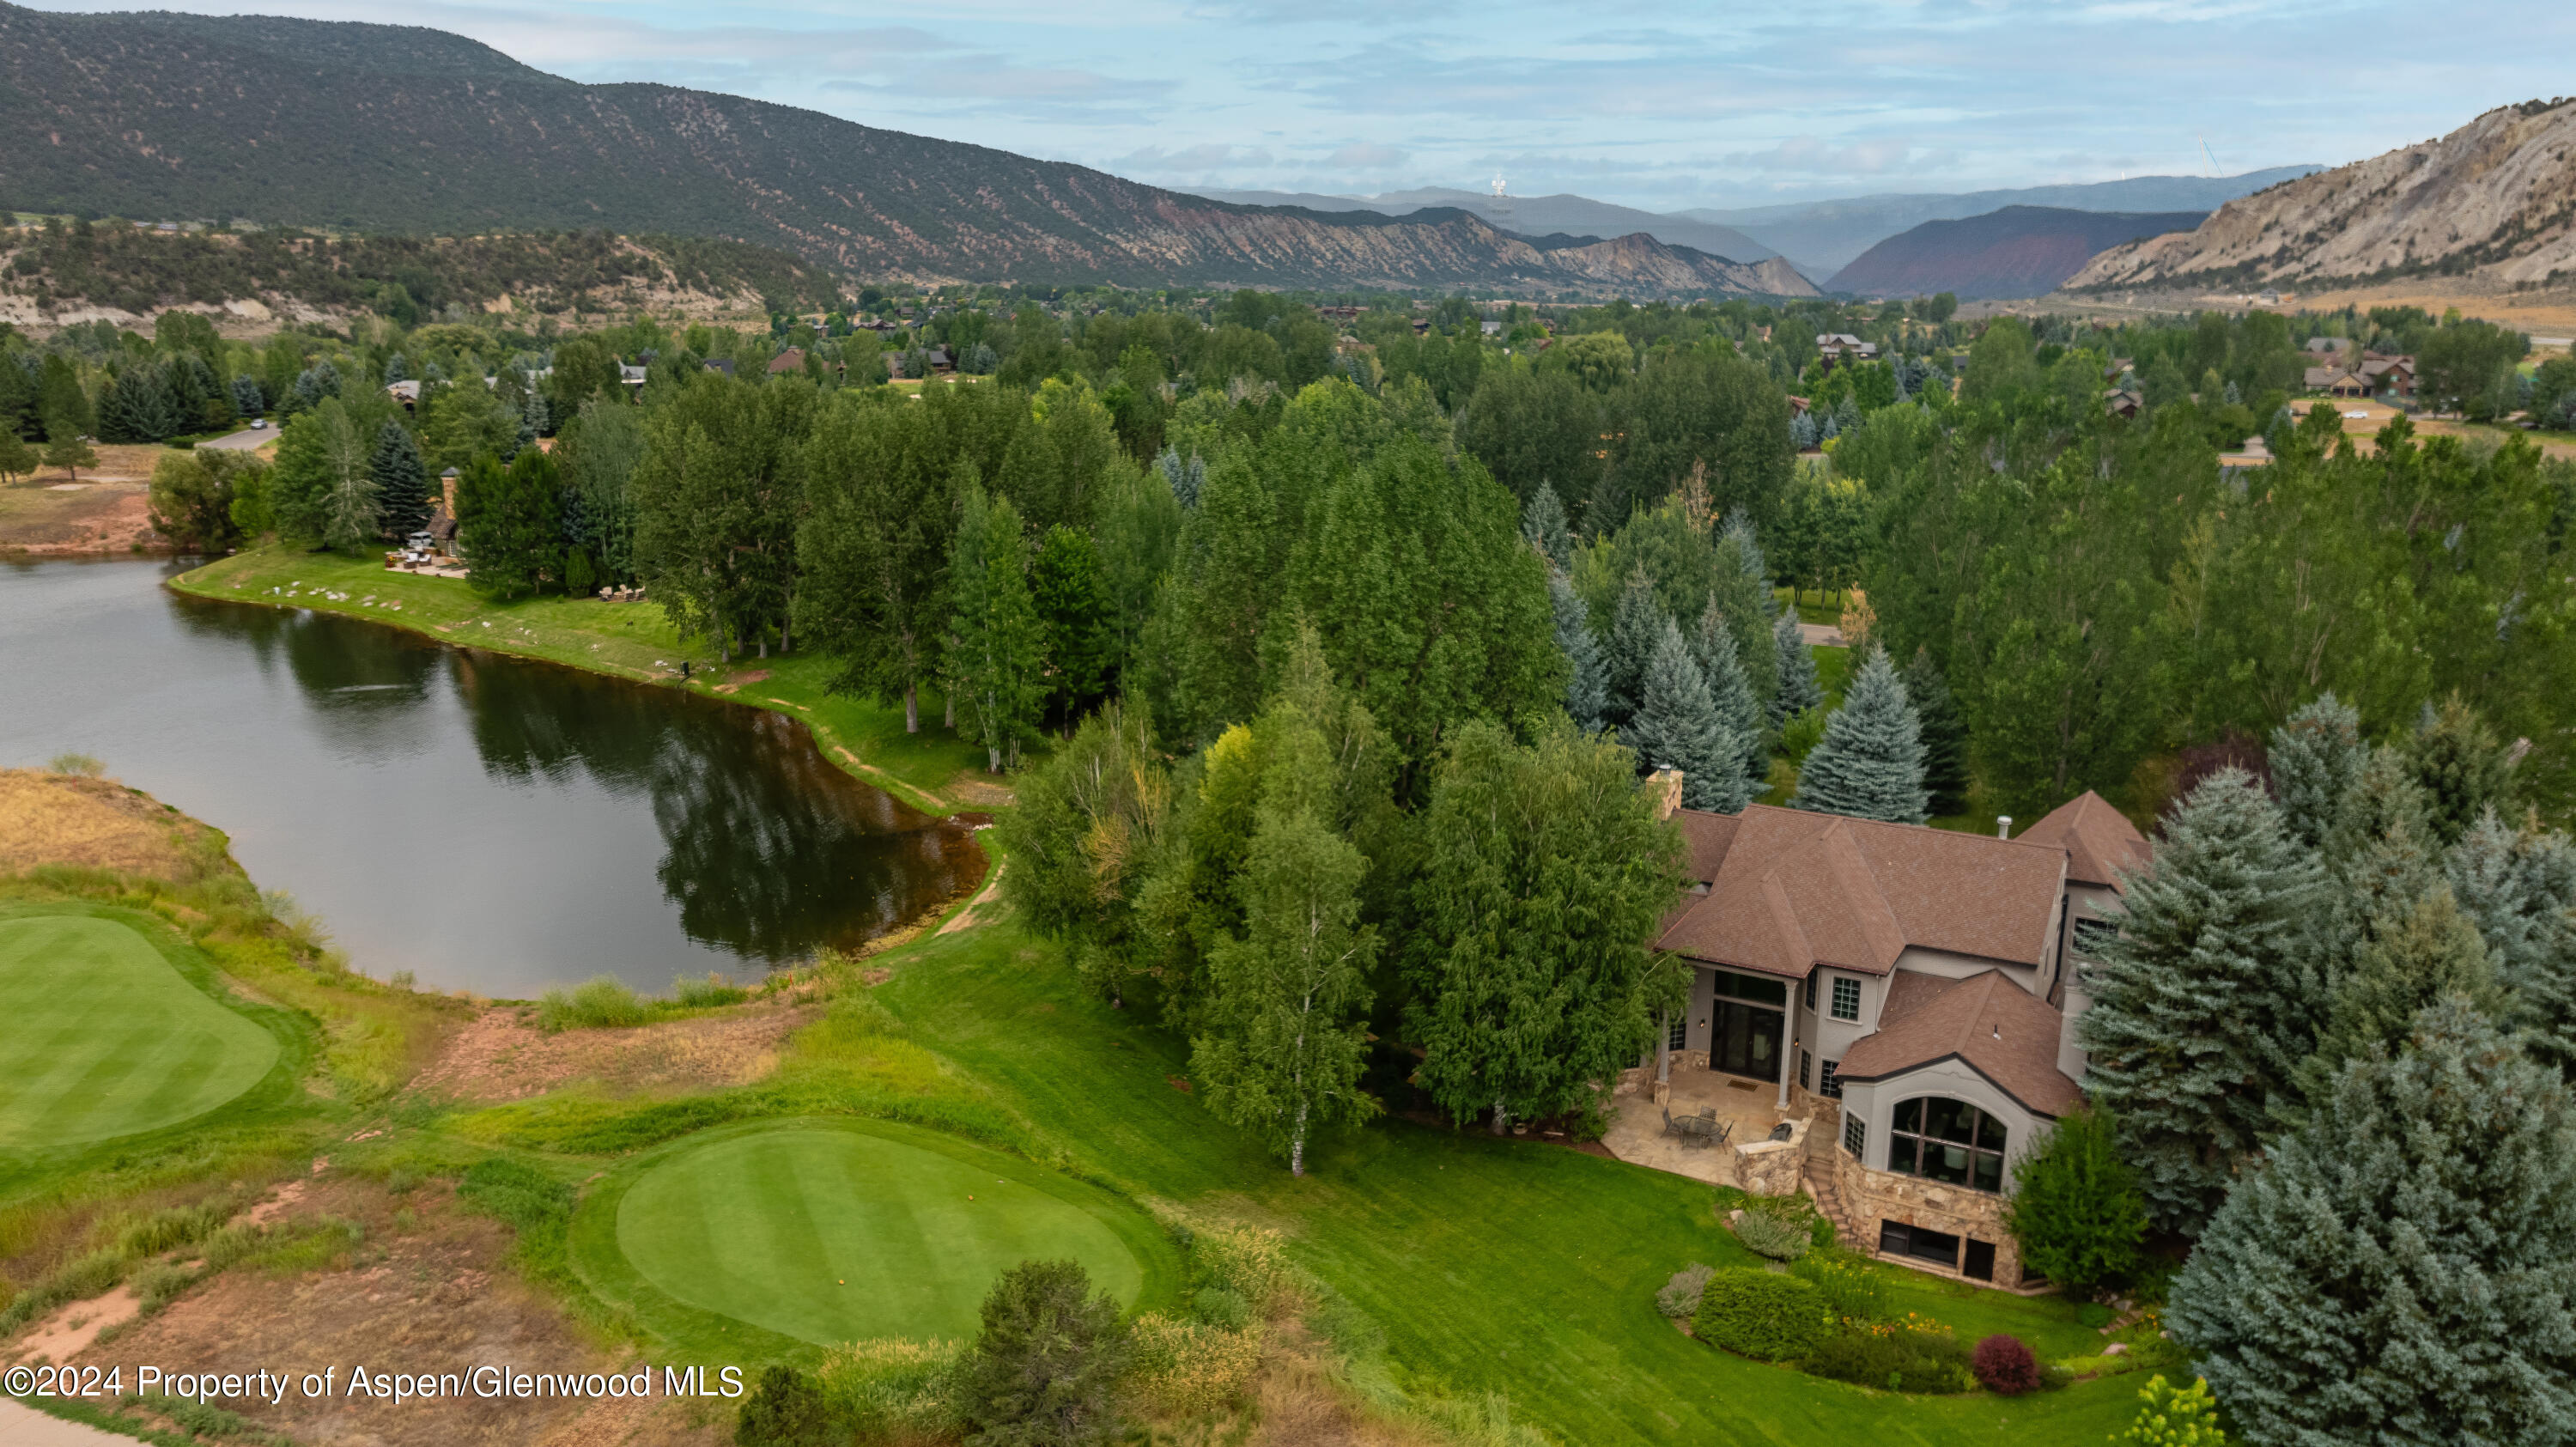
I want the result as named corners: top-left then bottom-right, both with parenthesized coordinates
top-left (1828, 206), bottom-right (2207, 300)
top-left (0, 4), bottom-right (1810, 297)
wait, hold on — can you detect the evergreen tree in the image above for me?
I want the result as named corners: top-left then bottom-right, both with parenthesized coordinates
top-left (1628, 617), bottom-right (1742, 811)
top-left (1791, 645), bottom-right (1927, 824)
top-left (1551, 568), bottom-right (1607, 733)
top-left (2403, 694), bottom-right (2516, 846)
top-left (1602, 568), bottom-right (1663, 733)
top-left (229, 374), bottom-right (265, 420)
top-left (40, 435), bottom-right (97, 482)
top-left (368, 421), bottom-right (430, 538)
top-left (1408, 718), bottom-right (1689, 1134)
top-left (455, 447), bottom-right (562, 599)
top-left (97, 362), bottom-right (178, 443)
top-left (2077, 769), bottom-right (2333, 1234)
top-left (2005, 1106), bottom-right (2148, 1295)
top-left (1191, 678), bottom-right (1380, 1176)
top-left (732, 1365), bottom-right (828, 1447)
top-left (38, 354), bottom-right (93, 441)
top-left (1030, 523), bottom-right (1116, 721)
top-left (2170, 999), bottom-right (2576, 1445)
top-left (1152, 445), bottom-right (1205, 508)
top-left (945, 483), bottom-right (1043, 773)
top-left (955, 1260), bottom-right (1131, 1446)
top-left (0, 429), bottom-right (35, 485)
top-left (2113, 1377), bottom-right (2230, 1447)
top-left (1900, 648), bottom-right (1971, 818)
top-left (1771, 609), bottom-right (1823, 727)
top-left (2268, 691), bottom-right (2366, 850)
top-left (2446, 808), bottom-right (2576, 1078)
top-left (2295, 885), bottom-right (2506, 1103)
top-left (1522, 482), bottom-right (1573, 571)
top-left (1688, 601), bottom-right (1765, 797)
top-left (1721, 507), bottom-right (1774, 620)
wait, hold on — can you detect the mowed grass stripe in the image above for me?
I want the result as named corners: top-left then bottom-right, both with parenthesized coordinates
top-left (615, 1125), bottom-right (1146, 1345)
top-left (0, 916), bottom-right (278, 1150)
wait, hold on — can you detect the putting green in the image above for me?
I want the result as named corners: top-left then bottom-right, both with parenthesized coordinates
top-left (613, 1122), bottom-right (1151, 1345)
top-left (0, 915), bottom-right (281, 1150)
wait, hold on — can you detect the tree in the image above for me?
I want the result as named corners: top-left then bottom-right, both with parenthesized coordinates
top-left (2113, 1377), bottom-right (2229, 1447)
top-left (2076, 769), bottom-right (2332, 1234)
top-left (1900, 648), bottom-right (1970, 818)
top-left (2268, 692), bottom-right (2366, 850)
top-left (2005, 1106), bottom-right (2148, 1295)
top-left (1791, 645), bottom-right (1927, 824)
top-left (2403, 694), bottom-right (2515, 846)
top-left (1602, 568), bottom-right (1663, 733)
top-left (266, 398), bottom-right (375, 550)
top-left (996, 703), bottom-right (1169, 1001)
top-left (1408, 718), bottom-right (1688, 1134)
top-left (1550, 569), bottom-right (1607, 733)
top-left (558, 398), bottom-right (645, 586)
top-left (1682, 605), bottom-right (1763, 808)
top-left (455, 448), bottom-right (564, 599)
top-left (631, 374), bottom-right (814, 660)
top-left (2169, 999), bottom-right (2576, 1445)
top-left (1627, 616), bottom-right (1741, 812)
top-left (1771, 610), bottom-right (1822, 727)
top-left (2295, 884), bottom-right (2506, 1101)
top-left (96, 362), bottom-right (178, 444)
top-left (1522, 481), bottom-right (1572, 570)
top-left (422, 380), bottom-right (519, 472)
top-left (1030, 524), bottom-right (1115, 722)
top-left (146, 449), bottom-right (255, 555)
top-left (2446, 808), bottom-right (2576, 1077)
top-left (41, 435), bottom-right (97, 482)
top-left (955, 1260), bottom-right (1131, 1447)
top-left (945, 483), bottom-right (1044, 772)
top-left (732, 1365), bottom-right (830, 1447)
top-left (0, 429), bottom-right (36, 484)
top-left (795, 395), bottom-right (953, 732)
top-left (1191, 676), bottom-right (1382, 1176)
top-left (368, 421), bottom-right (430, 538)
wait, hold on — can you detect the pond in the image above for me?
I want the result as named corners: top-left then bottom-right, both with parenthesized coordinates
top-left (0, 559), bottom-right (984, 998)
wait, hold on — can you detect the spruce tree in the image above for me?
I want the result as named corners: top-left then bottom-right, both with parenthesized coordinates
top-left (1689, 601), bottom-right (1765, 793)
top-left (2294, 885), bottom-right (2506, 1103)
top-left (1602, 567), bottom-right (1663, 733)
top-left (2447, 808), bottom-right (2576, 1077)
top-left (2170, 999), bottom-right (2576, 1446)
top-left (1720, 507), bottom-right (1774, 619)
top-left (2076, 769), bottom-right (2332, 1234)
top-left (1629, 617), bottom-right (1747, 812)
top-left (1522, 482), bottom-right (1573, 571)
top-left (955, 1260), bottom-right (1132, 1444)
top-left (97, 363), bottom-right (178, 444)
top-left (1551, 568), bottom-right (1607, 733)
top-left (369, 422), bottom-right (430, 538)
top-left (1771, 609), bottom-right (1822, 727)
top-left (1790, 645), bottom-right (1927, 824)
top-left (2268, 692), bottom-right (2366, 850)
top-left (2403, 694), bottom-right (2516, 846)
top-left (1901, 648), bottom-right (1971, 818)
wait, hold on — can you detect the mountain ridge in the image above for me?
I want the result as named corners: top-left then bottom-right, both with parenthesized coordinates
top-left (1828, 205), bottom-right (2209, 300)
top-left (1189, 187), bottom-right (1778, 264)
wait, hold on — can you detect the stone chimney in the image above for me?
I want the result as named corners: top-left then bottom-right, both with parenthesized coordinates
top-left (1647, 769), bottom-right (1684, 820)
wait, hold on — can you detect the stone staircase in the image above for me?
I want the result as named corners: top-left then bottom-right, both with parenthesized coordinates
top-left (1803, 1158), bottom-right (1860, 1249)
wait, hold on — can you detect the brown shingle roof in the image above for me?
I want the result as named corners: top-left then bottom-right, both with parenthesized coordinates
top-left (2014, 791), bottom-right (2149, 891)
top-left (1674, 810), bottom-right (1741, 884)
top-left (1833, 970), bottom-right (2082, 1117)
top-left (1653, 806), bottom-right (2066, 979)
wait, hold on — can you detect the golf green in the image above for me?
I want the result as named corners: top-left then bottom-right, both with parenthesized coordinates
top-left (0, 915), bottom-right (281, 1150)
top-left (615, 1122), bottom-right (1152, 1345)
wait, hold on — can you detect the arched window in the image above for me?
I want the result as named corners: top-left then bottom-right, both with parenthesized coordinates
top-left (1886, 1097), bottom-right (2008, 1193)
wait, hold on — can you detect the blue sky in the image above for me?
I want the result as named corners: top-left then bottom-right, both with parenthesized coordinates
top-left (32, 0), bottom-right (2576, 209)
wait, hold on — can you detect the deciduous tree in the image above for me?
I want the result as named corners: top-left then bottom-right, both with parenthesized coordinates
top-left (945, 483), bottom-right (1043, 772)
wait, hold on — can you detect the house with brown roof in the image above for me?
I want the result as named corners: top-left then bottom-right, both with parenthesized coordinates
top-left (2306, 367), bottom-right (2367, 397)
top-left (1643, 792), bottom-right (2147, 1286)
top-left (2359, 353), bottom-right (2415, 399)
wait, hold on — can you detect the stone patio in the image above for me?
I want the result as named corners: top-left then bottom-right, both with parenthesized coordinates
top-left (1601, 1062), bottom-right (1807, 1189)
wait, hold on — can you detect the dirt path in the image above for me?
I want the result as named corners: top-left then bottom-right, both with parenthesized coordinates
top-left (407, 1002), bottom-right (812, 1103)
top-left (939, 862), bottom-right (1006, 935)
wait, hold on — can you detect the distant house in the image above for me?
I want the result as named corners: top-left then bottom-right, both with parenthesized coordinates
top-left (386, 379), bottom-right (422, 409)
top-left (1412, 318), bottom-right (1432, 337)
top-left (2102, 358), bottom-right (2136, 383)
top-left (1480, 319), bottom-right (1504, 337)
top-left (617, 364), bottom-right (647, 388)
top-left (702, 358), bottom-right (736, 378)
top-left (2102, 388), bottom-right (2143, 419)
top-left (2303, 337), bottom-right (2352, 359)
top-left (926, 346), bottom-right (955, 374)
top-left (1815, 333), bottom-right (1880, 370)
top-left (2306, 367), bottom-right (2367, 397)
top-left (768, 348), bottom-right (808, 376)
top-left (1787, 395), bottom-right (1813, 416)
top-left (2360, 354), bottom-right (2416, 399)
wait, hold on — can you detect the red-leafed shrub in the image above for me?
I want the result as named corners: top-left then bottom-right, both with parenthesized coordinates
top-left (1971, 1334), bottom-right (2040, 1395)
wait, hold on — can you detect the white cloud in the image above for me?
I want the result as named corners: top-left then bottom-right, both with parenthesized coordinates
top-left (1323, 142), bottom-right (1409, 169)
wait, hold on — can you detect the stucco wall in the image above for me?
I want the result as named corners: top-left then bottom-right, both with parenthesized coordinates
top-left (1838, 1056), bottom-right (2049, 1180)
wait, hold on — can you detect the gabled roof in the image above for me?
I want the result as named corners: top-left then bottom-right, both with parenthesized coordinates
top-left (1655, 805), bottom-right (2066, 979)
top-left (1834, 970), bottom-right (2081, 1117)
top-left (2014, 790), bottom-right (2149, 891)
top-left (768, 348), bottom-right (806, 374)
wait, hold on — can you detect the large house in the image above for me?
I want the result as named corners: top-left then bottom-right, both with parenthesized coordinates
top-left (1814, 333), bottom-right (1880, 370)
top-left (1647, 792), bottom-right (2148, 1286)
top-left (2359, 353), bottom-right (2416, 399)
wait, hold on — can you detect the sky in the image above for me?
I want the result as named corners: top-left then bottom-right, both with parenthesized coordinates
top-left (28, 0), bottom-right (2576, 211)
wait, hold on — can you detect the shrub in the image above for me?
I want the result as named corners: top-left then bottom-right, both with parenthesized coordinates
top-left (735, 1364), bottom-right (831, 1447)
top-left (538, 975), bottom-right (654, 1031)
top-left (673, 971), bottom-right (749, 1008)
top-left (1731, 1209), bottom-right (1811, 1262)
top-left (48, 752), bottom-right (105, 777)
top-left (1972, 1334), bottom-right (2041, 1394)
top-left (2006, 1106), bottom-right (2148, 1294)
top-left (956, 1260), bottom-right (1131, 1444)
top-left (1691, 1268), bottom-right (1832, 1362)
top-left (2115, 1374), bottom-right (2230, 1445)
top-left (1656, 1262), bottom-right (1714, 1319)
top-left (2076, 1302), bottom-right (2117, 1330)
top-left (1789, 1249), bottom-right (1888, 1323)
top-left (1803, 1322), bottom-right (1977, 1394)
top-left (1190, 1286), bottom-right (1252, 1330)
top-left (1126, 1312), bottom-right (1263, 1417)
top-left (814, 1339), bottom-right (961, 1440)
top-left (1192, 1225), bottom-right (1300, 1318)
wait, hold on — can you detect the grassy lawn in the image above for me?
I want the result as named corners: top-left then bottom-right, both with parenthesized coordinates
top-left (173, 547), bottom-right (991, 812)
top-left (0, 912), bottom-right (282, 1150)
top-left (577, 1116), bottom-right (1180, 1354)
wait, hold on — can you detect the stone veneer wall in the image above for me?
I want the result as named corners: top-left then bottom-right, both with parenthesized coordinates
top-left (1831, 1142), bottom-right (2026, 1287)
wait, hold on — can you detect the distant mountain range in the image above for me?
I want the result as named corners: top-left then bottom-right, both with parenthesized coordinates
top-left (2066, 100), bottom-right (2576, 295)
top-left (1829, 206), bottom-right (2209, 300)
top-left (1689, 170), bottom-right (2321, 276)
top-left (1194, 187), bottom-right (1777, 264)
top-left (0, 3), bottom-right (1811, 298)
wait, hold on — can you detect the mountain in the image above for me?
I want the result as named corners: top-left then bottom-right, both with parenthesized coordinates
top-left (2065, 100), bottom-right (2576, 294)
top-left (0, 4), bottom-right (1813, 298)
top-left (1687, 169), bottom-right (2320, 276)
top-left (1827, 206), bottom-right (2208, 299)
top-left (1194, 187), bottom-right (1778, 264)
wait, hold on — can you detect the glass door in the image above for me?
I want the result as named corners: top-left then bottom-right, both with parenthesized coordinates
top-left (1711, 1000), bottom-right (1783, 1082)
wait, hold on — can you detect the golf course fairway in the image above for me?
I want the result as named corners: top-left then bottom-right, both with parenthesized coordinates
top-left (609, 1120), bottom-right (1166, 1346)
top-left (0, 912), bottom-right (282, 1151)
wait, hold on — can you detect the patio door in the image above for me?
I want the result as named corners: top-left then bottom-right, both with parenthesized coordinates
top-left (1710, 1000), bottom-right (1783, 1082)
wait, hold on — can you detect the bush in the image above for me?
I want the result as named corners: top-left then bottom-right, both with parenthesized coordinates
top-left (1691, 1268), bottom-right (1832, 1362)
top-left (1190, 1286), bottom-right (1252, 1330)
top-left (1731, 1209), bottom-right (1811, 1262)
top-left (2077, 1302), bottom-right (2117, 1330)
top-left (2115, 1374), bottom-right (2230, 1445)
top-left (2006, 1106), bottom-right (2148, 1294)
top-left (1789, 1249), bottom-right (1889, 1323)
top-left (1656, 1262), bottom-right (1714, 1319)
top-left (1191, 1225), bottom-right (1301, 1318)
top-left (735, 1364), bottom-right (831, 1447)
top-left (814, 1339), bottom-right (961, 1440)
top-left (538, 975), bottom-right (654, 1030)
top-left (47, 752), bottom-right (105, 777)
top-left (672, 971), bottom-right (749, 1008)
top-left (956, 1260), bottom-right (1131, 1444)
top-left (1803, 1322), bottom-right (1977, 1394)
top-left (1126, 1312), bottom-right (1262, 1417)
top-left (1972, 1334), bottom-right (2041, 1395)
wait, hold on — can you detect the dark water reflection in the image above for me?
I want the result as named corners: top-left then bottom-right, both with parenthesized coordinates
top-left (1, 559), bottom-right (981, 996)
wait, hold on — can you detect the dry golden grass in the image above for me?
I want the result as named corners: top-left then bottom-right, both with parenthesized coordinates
top-left (0, 769), bottom-right (220, 879)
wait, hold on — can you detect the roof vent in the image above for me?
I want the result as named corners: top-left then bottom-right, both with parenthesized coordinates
top-left (1991, 1024), bottom-right (2003, 1040)
top-left (1996, 815), bottom-right (2013, 839)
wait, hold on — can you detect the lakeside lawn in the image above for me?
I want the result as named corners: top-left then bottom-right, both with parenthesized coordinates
top-left (174, 547), bottom-right (992, 812)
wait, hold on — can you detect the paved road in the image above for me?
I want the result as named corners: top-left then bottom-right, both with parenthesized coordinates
top-left (197, 425), bottom-right (276, 452)
top-left (0, 1401), bottom-right (134, 1445)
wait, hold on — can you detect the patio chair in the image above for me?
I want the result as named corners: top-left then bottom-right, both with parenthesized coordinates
top-left (1660, 1105), bottom-right (1678, 1139)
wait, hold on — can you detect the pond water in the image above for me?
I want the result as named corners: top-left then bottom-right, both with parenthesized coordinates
top-left (0, 559), bottom-right (984, 998)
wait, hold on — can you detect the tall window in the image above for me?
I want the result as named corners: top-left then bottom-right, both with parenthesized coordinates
top-left (1830, 976), bottom-right (1862, 1022)
top-left (1818, 1060), bottom-right (1842, 1098)
top-left (1803, 973), bottom-right (1818, 1011)
top-left (1668, 1014), bottom-right (1688, 1050)
top-left (1800, 1049), bottom-right (1812, 1091)
top-left (1843, 1112), bottom-right (1866, 1158)
top-left (1886, 1097), bottom-right (2008, 1193)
